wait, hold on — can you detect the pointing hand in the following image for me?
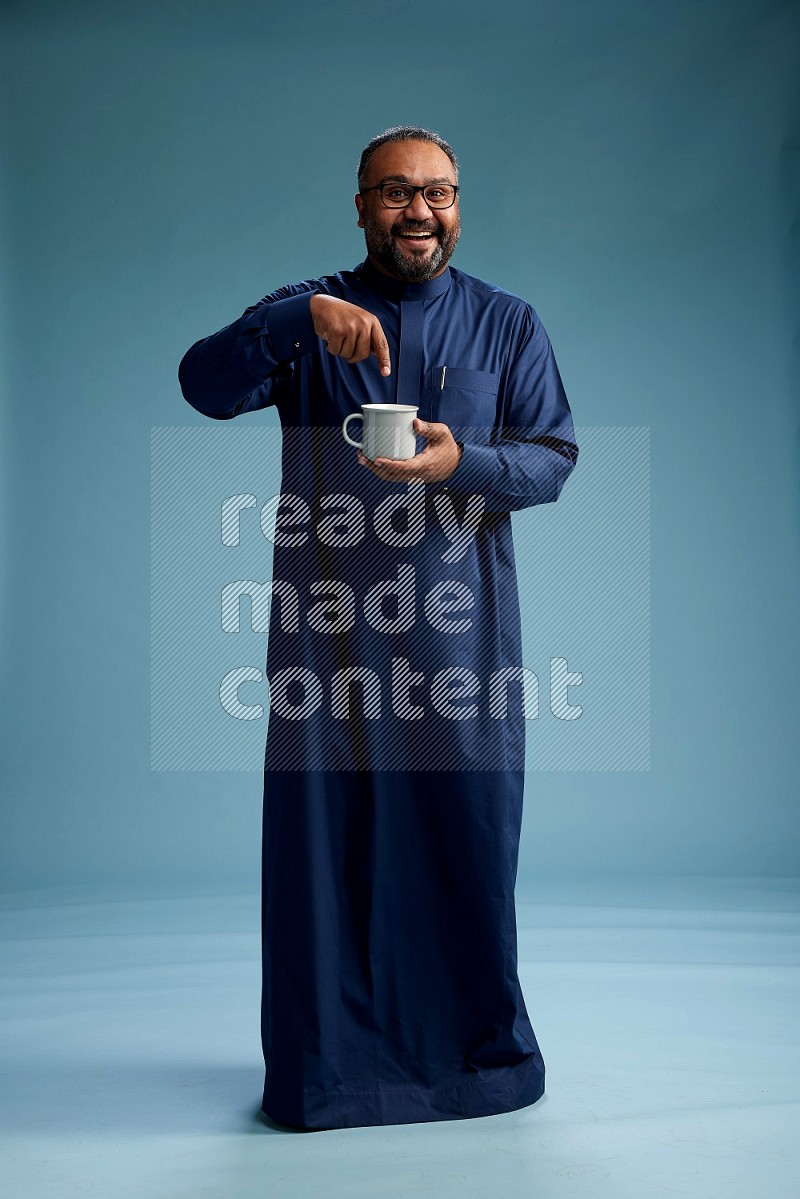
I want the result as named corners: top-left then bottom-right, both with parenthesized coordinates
top-left (310, 294), bottom-right (391, 376)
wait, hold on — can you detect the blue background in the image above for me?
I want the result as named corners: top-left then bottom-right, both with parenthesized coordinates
top-left (2, 0), bottom-right (798, 892)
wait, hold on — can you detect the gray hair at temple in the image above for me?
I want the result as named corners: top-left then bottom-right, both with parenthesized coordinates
top-left (357, 126), bottom-right (460, 189)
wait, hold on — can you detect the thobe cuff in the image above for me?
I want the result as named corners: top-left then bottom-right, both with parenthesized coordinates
top-left (246, 291), bottom-right (318, 366)
top-left (436, 439), bottom-right (497, 496)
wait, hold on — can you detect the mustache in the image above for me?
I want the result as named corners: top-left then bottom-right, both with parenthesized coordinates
top-left (392, 222), bottom-right (441, 235)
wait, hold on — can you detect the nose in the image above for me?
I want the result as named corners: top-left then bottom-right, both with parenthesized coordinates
top-left (404, 189), bottom-right (435, 222)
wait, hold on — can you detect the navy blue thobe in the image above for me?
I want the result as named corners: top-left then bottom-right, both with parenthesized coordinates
top-left (179, 256), bottom-right (578, 1129)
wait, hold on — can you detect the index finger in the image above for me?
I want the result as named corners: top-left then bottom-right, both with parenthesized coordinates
top-left (370, 322), bottom-right (391, 377)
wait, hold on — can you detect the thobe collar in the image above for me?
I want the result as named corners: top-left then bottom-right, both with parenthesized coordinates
top-left (355, 256), bottom-right (453, 302)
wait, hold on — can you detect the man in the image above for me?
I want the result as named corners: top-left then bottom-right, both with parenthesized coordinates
top-left (179, 125), bottom-right (578, 1130)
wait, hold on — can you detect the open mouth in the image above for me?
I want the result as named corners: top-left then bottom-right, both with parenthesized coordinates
top-left (394, 230), bottom-right (438, 248)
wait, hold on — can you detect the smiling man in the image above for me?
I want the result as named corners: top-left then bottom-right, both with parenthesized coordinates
top-left (179, 125), bottom-right (579, 1131)
top-left (356, 138), bottom-right (461, 281)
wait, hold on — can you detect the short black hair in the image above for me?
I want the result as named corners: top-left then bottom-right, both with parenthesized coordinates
top-left (357, 126), bottom-right (459, 189)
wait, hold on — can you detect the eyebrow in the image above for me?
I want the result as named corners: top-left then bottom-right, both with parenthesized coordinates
top-left (377, 174), bottom-right (455, 185)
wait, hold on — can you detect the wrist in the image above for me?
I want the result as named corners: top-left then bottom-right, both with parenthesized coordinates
top-left (443, 440), bottom-right (464, 482)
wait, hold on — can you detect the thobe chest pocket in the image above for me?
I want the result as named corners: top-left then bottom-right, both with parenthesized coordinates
top-left (427, 366), bottom-right (500, 440)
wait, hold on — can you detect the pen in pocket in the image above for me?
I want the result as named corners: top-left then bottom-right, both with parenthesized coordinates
top-left (440, 365), bottom-right (447, 390)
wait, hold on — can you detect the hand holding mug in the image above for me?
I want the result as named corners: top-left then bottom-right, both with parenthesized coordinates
top-left (342, 407), bottom-right (463, 484)
top-left (358, 418), bottom-right (463, 484)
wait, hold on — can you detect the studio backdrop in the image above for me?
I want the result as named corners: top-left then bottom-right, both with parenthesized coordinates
top-left (1, 0), bottom-right (797, 894)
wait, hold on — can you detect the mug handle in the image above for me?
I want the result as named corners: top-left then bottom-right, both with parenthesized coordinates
top-left (342, 412), bottom-right (363, 449)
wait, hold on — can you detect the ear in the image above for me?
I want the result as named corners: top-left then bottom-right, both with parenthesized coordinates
top-left (354, 192), bottom-right (365, 228)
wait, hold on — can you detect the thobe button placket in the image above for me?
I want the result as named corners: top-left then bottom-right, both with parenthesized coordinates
top-left (396, 300), bottom-right (425, 410)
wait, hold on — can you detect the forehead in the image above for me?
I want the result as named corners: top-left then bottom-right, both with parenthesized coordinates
top-left (364, 139), bottom-right (456, 184)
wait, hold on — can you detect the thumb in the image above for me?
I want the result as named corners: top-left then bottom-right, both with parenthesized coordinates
top-left (414, 417), bottom-right (437, 437)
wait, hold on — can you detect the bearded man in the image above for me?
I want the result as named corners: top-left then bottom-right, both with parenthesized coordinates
top-left (179, 124), bottom-right (579, 1130)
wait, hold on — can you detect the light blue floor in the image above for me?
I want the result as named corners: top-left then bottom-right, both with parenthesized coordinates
top-left (1, 875), bottom-right (797, 1198)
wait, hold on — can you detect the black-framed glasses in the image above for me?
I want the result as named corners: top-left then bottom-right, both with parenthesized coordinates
top-left (360, 182), bottom-right (459, 209)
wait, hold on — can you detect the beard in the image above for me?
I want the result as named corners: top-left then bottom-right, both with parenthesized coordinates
top-left (362, 211), bottom-right (460, 281)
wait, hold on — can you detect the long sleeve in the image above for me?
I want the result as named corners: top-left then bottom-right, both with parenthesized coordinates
top-left (438, 303), bottom-right (578, 513)
top-left (178, 282), bottom-right (320, 420)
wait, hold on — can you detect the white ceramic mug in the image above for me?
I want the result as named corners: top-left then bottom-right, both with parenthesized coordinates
top-left (342, 403), bottom-right (419, 461)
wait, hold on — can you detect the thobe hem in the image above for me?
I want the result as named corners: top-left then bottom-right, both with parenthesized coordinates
top-left (260, 1056), bottom-right (545, 1131)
